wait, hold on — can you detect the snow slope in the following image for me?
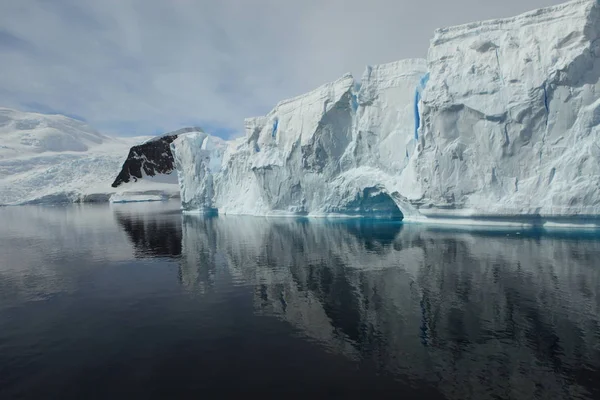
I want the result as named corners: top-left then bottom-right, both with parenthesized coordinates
top-left (0, 108), bottom-right (150, 205)
top-left (172, 0), bottom-right (600, 225)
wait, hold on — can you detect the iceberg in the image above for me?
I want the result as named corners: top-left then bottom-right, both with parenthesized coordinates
top-left (173, 61), bottom-right (427, 218)
top-left (414, 0), bottom-right (600, 220)
top-left (171, 0), bottom-right (600, 225)
top-left (171, 131), bottom-right (228, 214)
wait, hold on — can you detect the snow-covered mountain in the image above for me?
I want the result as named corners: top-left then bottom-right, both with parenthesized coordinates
top-left (0, 108), bottom-right (203, 205)
top-left (172, 0), bottom-right (600, 226)
top-left (0, 107), bottom-right (112, 158)
top-left (0, 108), bottom-right (152, 205)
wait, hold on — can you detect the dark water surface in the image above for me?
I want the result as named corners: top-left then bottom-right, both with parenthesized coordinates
top-left (1, 202), bottom-right (600, 399)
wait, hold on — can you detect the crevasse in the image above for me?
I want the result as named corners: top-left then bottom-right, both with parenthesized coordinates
top-left (413, 73), bottom-right (430, 140)
top-left (271, 118), bottom-right (279, 138)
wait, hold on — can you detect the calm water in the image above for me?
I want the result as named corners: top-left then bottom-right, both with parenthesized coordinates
top-left (1, 202), bottom-right (600, 399)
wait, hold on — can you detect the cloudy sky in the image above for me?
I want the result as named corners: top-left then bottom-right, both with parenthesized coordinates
top-left (0, 0), bottom-right (564, 137)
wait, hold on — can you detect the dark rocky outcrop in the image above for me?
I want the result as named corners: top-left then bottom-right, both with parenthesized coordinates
top-left (111, 127), bottom-right (203, 188)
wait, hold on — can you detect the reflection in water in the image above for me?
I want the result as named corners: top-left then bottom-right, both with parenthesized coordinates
top-left (1, 203), bottom-right (599, 399)
top-left (176, 216), bottom-right (600, 400)
top-left (113, 204), bottom-right (182, 258)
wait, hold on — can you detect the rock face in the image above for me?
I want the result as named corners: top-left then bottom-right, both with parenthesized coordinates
top-left (172, 0), bottom-right (600, 224)
top-left (112, 127), bottom-right (203, 188)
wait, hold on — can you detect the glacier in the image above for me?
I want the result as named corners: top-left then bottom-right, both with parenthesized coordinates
top-left (0, 108), bottom-right (178, 205)
top-left (172, 0), bottom-right (600, 226)
top-left (415, 0), bottom-right (600, 221)
top-left (173, 60), bottom-right (428, 218)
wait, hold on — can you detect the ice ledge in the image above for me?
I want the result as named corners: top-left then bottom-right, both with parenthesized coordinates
top-left (432, 0), bottom-right (595, 45)
top-left (260, 73), bottom-right (354, 117)
top-left (360, 59), bottom-right (428, 80)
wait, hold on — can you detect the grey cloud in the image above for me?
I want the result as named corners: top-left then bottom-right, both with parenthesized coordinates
top-left (0, 0), bottom-right (567, 137)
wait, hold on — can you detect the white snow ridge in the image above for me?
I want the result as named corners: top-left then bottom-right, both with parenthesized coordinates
top-left (171, 0), bottom-right (600, 227)
top-left (0, 108), bottom-right (150, 205)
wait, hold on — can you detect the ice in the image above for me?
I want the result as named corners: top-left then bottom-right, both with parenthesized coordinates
top-left (172, 60), bottom-right (427, 217)
top-left (414, 0), bottom-right (600, 220)
top-left (172, 0), bottom-right (600, 226)
top-left (109, 192), bottom-right (167, 203)
top-left (0, 108), bottom-right (176, 205)
top-left (171, 132), bottom-right (228, 213)
top-left (413, 73), bottom-right (429, 140)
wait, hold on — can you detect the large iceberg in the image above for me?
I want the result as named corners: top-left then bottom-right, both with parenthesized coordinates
top-left (415, 0), bottom-right (600, 220)
top-left (172, 131), bottom-right (228, 213)
top-left (172, 0), bottom-right (600, 224)
top-left (173, 60), bottom-right (427, 218)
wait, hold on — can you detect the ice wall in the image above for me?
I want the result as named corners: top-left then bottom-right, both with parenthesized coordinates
top-left (414, 0), bottom-right (600, 219)
top-left (171, 132), bottom-right (227, 213)
top-left (172, 0), bottom-right (600, 223)
top-left (172, 61), bottom-right (427, 217)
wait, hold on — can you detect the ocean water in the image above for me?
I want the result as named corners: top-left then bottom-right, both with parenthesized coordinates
top-left (0, 201), bottom-right (599, 399)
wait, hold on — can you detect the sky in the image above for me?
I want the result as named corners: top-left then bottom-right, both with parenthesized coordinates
top-left (0, 0), bottom-right (566, 138)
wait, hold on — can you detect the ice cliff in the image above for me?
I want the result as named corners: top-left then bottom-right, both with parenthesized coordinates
top-left (173, 61), bottom-right (427, 217)
top-left (415, 0), bottom-right (600, 220)
top-left (172, 0), bottom-right (600, 224)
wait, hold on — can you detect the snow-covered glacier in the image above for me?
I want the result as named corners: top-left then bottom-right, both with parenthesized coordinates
top-left (0, 108), bottom-right (144, 205)
top-left (0, 108), bottom-right (180, 205)
top-left (172, 0), bottom-right (600, 225)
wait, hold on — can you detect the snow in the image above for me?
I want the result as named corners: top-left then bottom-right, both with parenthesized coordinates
top-left (172, 0), bottom-right (600, 226)
top-left (0, 108), bottom-right (108, 157)
top-left (5, 0), bottom-right (600, 227)
top-left (109, 193), bottom-right (167, 203)
top-left (0, 108), bottom-right (175, 205)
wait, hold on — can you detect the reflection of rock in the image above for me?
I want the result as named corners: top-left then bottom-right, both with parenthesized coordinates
top-left (179, 215), bottom-right (600, 400)
top-left (113, 202), bottom-right (182, 258)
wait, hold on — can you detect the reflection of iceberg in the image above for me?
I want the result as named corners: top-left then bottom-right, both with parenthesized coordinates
top-left (179, 215), bottom-right (600, 400)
